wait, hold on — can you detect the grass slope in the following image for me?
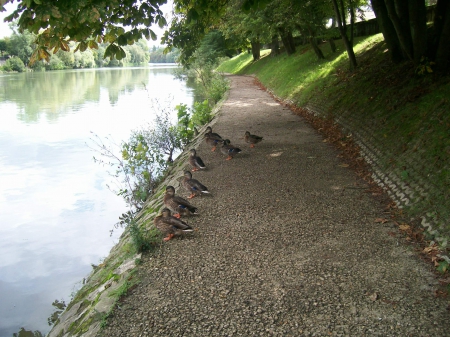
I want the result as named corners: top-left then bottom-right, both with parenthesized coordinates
top-left (218, 35), bottom-right (450, 258)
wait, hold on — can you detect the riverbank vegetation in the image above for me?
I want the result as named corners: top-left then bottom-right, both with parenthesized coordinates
top-left (149, 46), bottom-right (180, 63)
top-left (0, 25), bottom-right (151, 72)
top-left (89, 70), bottom-right (226, 254)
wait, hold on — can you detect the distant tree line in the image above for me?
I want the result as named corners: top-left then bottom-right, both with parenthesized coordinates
top-left (0, 24), bottom-right (151, 72)
top-left (149, 46), bottom-right (180, 63)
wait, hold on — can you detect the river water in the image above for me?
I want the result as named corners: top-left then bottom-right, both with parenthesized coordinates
top-left (0, 65), bottom-right (197, 336)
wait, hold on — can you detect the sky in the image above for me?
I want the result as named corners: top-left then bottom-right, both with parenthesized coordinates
top-left (0, 1), bottom-right (173, 46)
top-left (0, 2), bottom-right (15, 39)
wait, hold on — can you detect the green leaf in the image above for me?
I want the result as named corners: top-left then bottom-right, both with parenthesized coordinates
top-left (117, 34), bottom-right (128, 46)
top-left (22, 0), bottom-right (33, 7)
top-left (186, 9), bottom-right (198, 23)
top-left (51, 6), bottom-right (62, 18)
top-left (114, 46), bottom-right (126, 60)
top-left (104, 44), bottom-right (116, 58)
top-left (88, 40), bottom-right (99, 49)
top-left (150, 29), bottom-right (157, 41)
top-left (78, 41), bottom-right (88, 52)
top-left (437, 260), bottom-right (449, 273)
top-left (158, 16), bottom-right (167, 28)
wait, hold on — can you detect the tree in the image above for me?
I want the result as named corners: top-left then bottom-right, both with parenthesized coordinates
top-left (371, 0), bottom-right (450, 71)
top-left (6, 28), bottom-right (35, 65)
top-left (149, 47), bottom-right (180, 63)
top-left (3, 55), bottom-right (26, 72)
top-left (288, 0), bottom-right (335, 60)
top-left (0, 38), bottom-right (8, 56)
top-left (2, 0), bottom-right (167, 63)
top-left (127, 39), bottom-right (151, 64)
top-left (331, 0), bottom-right (358, 69)
top-left (55, 48), bottom-right (75, 68)
top-left (47, 54), bottom-right (65, 70)
top-left (162, 0), bottom-right (231, 65)
top-left (74, 49), bottom-right (96, 68)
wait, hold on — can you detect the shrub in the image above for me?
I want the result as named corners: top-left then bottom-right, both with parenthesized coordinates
top-left (3, 56), bottom-right (26, 72)
top-left (175, 103), bottom-right (195, 147)
top-left (47, 54), bottom-right (66, 70)
top-left (207, 74), bottom-right (229, 104)
top-left (191, 100), bottom-right (212, 126)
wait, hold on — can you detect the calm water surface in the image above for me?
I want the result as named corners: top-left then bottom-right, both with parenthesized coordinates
top-left (0, 65), bottom-right (196, 336)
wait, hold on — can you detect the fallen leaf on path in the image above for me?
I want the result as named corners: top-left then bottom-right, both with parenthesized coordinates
top-left (423, 245), bottom-right (438, 254)
top-left (375, 218), bottom-right (388, 223)
top-left (339, 164), bottom-right (349, 167)
top-left (269, 152), bottom-right (283, 157)
top-left (369, 292), bottom-right (378, 301)
top-left (399, 224), bottom-right (410, 231)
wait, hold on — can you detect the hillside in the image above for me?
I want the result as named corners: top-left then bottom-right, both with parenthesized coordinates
top-left (217, 34), bottom-right (450, 268)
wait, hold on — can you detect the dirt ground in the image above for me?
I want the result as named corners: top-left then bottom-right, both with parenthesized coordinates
top-left (101, 75), bottom-right (449, 336)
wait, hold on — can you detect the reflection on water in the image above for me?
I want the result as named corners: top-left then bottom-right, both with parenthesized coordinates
top-left (0, 65), bottom-right (196, 336)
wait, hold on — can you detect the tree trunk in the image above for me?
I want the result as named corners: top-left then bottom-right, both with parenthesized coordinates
top-left (409, 0), bottom-right (427, 63)
top-left (431, 0), bottom-right (448, 58)
top-left (331, 0), bottom-right (358, 69)
top-left (328, 18), bottom-right (337, 53)
top-left (435, 0), bottom-right (450, 72)
top-left (310, 38), bottom-right (325, 59)
top-left (270, 36), bottom-right (280, 56)
top-left (384, 0), bottom-right (414, 60)
top-left (371, 0), bottom-right (404, 63)
top-left (339, 0), bottom-right (348, 40)
top-left (278, 27), bottom-right (296, 55)
top-left (349, 0), bottom-right (355, 47)
top-left (306, 26), bottom-right (324, 60)
top-left (286, 31), bottom-right (296, 54)
top-left (329, 38), bottom-right (337, 53)
top-left (250, 40), bottom-right (260, 61)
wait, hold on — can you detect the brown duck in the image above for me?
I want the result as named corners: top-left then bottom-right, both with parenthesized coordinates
top-left (154, 208), bottom-right (193, 241)
top-left (220, 139), bottom-right (242, 160)
top-left (182, 171), bottom-right (210, 199)
top-left (163, 185), bottom-right (198, 218)
top-left (244, 131), bottom-right (263, 148)
top-left (204, 126), bottom-right (224, 151)
top-left (189, 149), bottom-right (206, 171)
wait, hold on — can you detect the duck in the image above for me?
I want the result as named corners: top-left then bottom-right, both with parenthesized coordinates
top-left (189, 149), bottom-right (206, 171)
top-left (221, 139), bottom-right (242, 160)
top-left (244, 131), bottom-right (263, 148)
top-left (163, 185), bottom-right (198, 218)
top-left (154, 208), bottom-right (193, 241)
top-left (182, 171), bottom-right (210, 199)
top-left (204, 126), bottom-right (224, 151)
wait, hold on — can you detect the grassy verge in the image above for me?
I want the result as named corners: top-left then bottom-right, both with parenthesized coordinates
top-left (217, 35), bottom-right (450, 267)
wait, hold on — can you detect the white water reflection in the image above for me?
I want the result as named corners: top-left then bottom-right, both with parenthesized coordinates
top-left (0, 65), bottom-right (195, 336)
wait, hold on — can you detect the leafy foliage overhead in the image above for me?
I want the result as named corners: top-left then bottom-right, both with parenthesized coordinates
top-left (1, 0), bottom-right (167, 63)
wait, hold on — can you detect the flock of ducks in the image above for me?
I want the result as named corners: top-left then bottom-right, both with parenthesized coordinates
top-left (154, 126), bottom-right (263, 241)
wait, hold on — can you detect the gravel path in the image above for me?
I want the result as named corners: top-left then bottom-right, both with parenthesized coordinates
top-left (102, 75), bottom-right (449, 336)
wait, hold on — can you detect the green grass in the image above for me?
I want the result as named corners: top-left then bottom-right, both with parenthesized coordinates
top-left (217, 35), bottom-right (450, 248)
